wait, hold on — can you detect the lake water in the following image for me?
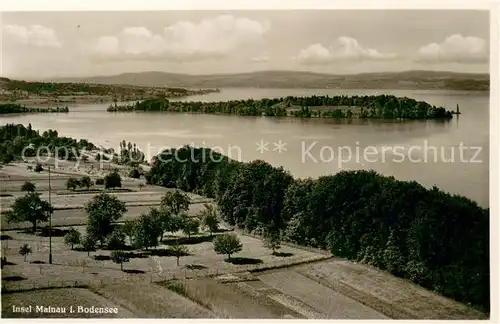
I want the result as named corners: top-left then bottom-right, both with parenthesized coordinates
top-left (0, 88), bottom-right (490, 207)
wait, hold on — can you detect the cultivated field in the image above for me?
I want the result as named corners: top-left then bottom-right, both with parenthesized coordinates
top-left (0, 162), bottom-right (211, 230)
top-left (0, 160), bottom-right (487, 319)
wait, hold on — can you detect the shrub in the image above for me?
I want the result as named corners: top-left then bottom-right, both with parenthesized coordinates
top-left (104, 171), bottom-right (122, 189)
top-left (34, 163), bottom-right (43, 172)
top-left (64, 228), bottom-right (81, 250)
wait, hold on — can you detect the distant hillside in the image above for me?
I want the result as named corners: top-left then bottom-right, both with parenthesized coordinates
top-left (0, 78), bottom-right (218, 102)
top-left (51, 70), bottom-right (490, 91)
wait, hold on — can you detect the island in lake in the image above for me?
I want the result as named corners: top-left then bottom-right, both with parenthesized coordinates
top-left (107, 95), bottom-right (455, 120)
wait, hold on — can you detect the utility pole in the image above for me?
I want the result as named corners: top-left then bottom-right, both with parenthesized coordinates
top-left (48, 165), bottom-right (52, 264)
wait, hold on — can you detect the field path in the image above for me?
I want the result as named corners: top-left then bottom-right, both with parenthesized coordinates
top-left (258, 271), bottom-right (388, 319)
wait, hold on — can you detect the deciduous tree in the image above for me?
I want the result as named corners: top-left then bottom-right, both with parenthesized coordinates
top-left (66, 177), bottom-right (80, 191)
top-left (160, 190), bottom-right (190, 215)
top-left (213, 233), bottom-right (242, 261)
top-left (64, 228), bottom-right (81, 250)
top-left (21, 181), bottom-right (36, 192)
top-left (181, 215), bottom-right (199, 238)
top-left (169, 244), bottom-right (189, 266)
top-left (81, 235), bottom-right (96, 256)
top-left (199, 204), bottom-right (219, 236)
top-left (80, 176), bottom-right (92, 190)
top-left (104, 171), bottom-right (122, 190)
top-left (263, 228), bottom-right (282, 254)
top-left (7, 192), bottom-right (53, 233)
top-left (85, 193), bottom-right (127, 246)
top-left (106, 229), bottom-right (126, 250)
top-left (110, 250), bottom-right (129, 271)
top-left (134, 211), bottom-right (162, 250)
top-left (19, 243), bottom-right (32, 262)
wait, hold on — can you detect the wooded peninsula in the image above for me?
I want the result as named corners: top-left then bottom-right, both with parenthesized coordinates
top-left (0, 103), bottom-right (69, 114)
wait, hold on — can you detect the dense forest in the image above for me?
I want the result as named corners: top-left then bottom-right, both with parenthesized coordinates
top-left (107, 95), bottom-right (454, 119)
top-left (0, 103), bottom-right (69, 114)
top-left (0, 124), bottom-right (96, 164)
top-left (146, 146), bottom-right (489, 313)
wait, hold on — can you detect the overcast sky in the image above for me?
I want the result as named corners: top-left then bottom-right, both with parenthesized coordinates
top-left (1, 10), bottom-right (490, 79)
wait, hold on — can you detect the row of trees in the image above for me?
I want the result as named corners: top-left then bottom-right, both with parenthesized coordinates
top-left (106, 95), bottom-right (454, 120)
top-left (0, 104), bottom-right (69, 114)
top-left (94, 140), bottom-right (146, 168)
top-left (145, 146), bottom-right (489, 312)
top-left (116, 140), bottom-right (145, 166)
top-left (83, 190), bottom-right (214, 249)
top-left (0, 124), bottom-right (97, 165)
top-left (68, 170), bottom-right (123, 191)
top-left (66, 176), bottom-right (93, 191)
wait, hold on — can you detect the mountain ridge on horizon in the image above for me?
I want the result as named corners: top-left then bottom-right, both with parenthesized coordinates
top-left (44, 69), bottom-right (489, 91)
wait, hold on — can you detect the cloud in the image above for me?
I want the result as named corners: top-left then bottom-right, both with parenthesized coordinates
top-left (250, 54), bottom-right (270, 63)
top-left (415, 34), bottom-right (488, 64)
top-left (296, 37), bottom-right (397, 65)
top-left (91, 15), bottom-right (268, 62)
top-left (3, 24), bottom-right (61, 48)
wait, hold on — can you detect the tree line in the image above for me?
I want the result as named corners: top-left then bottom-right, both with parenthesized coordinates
top-left (0, 124), bottom-right (96, 164)
top-left (107, 95), bottom-right (454, 119)
top-left (145, 146), bottom-right (489, 312)
top-left (0, 103), bottom-right (69, 114)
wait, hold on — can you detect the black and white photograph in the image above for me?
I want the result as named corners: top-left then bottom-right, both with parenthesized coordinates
top-left (0, 1), bottom-right (496, 320)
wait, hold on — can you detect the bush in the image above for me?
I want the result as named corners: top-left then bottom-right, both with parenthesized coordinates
top-left (64, 228), bottom-right (81, 250)
top-left (104, 171), bottom-right (122, 189)
top-left (66, 177), bottom-right (80, 191)
top-left (95, 178), bottom-right (104, 185)
top-left (34, 163), bottom-right (43, 172)
top-left (110, 250), bottom-right (129, 271)
top-left (106, 229), bottom-right (126, 250)
top-left (21, 181), bottom-right (36, 192)
top-left (128, 168), bottom-right (141, 179)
